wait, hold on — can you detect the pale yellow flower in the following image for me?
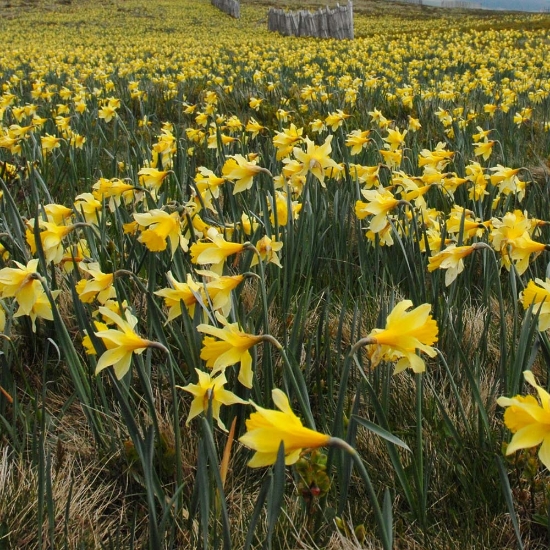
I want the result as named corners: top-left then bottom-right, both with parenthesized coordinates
top-left (428, 243), bottom-right (480, 286)
top-left (178, 369), bottom-right (246, 431)
top-left (190, 227), bottom-right (244, 270)
top-left (222, 154), bottom-right (266, 193)
top-left (75, 262), bottom-right (116, 304)
top-left (291, 135), bottom-right (338, 186)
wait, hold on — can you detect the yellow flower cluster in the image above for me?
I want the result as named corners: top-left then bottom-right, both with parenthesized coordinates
top-left (1, 0), bottom-right (550, 475)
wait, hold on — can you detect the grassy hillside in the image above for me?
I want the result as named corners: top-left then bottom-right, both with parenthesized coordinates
top-left (0, 0), bottom-right (550, 548)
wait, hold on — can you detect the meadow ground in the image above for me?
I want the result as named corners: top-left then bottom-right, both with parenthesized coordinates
top-left (1, 0), bottom-right (550, 548)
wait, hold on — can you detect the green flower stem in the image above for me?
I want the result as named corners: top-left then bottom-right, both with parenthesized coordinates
top-left (329, 437), bottom-right (392, 550)
top-left (244, 243), bottom-right (274, 404)
top-left (259, 334), bottom-right (315, 429)
top-left (481, 244), bottom-right (507, 391)
top-left (415, 372), bottom-right (426, 528)
top-left (31, 272), bottom-right (105, 444)
top-left (242, 243), bottom-right (270, 334)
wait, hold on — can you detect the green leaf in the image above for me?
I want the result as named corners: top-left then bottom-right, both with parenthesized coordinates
top-left (351, 414), bottom-right (411, 451)
top-left (266, 442), bottom-right (286, 549)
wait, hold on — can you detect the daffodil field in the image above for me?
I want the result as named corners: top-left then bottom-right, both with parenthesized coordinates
top-left (2, 0), bottom-right (550, 547)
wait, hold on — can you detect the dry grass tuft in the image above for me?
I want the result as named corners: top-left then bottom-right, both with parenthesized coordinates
top-left (0, 445), bottom-right (133, 548)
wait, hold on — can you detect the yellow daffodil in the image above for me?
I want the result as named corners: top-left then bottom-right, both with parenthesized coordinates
top-left (74, 192), bottom-right (102, 224)
top-left (14, 286), bottom-right (60, 332)
top-left (269, 191), bottom-right (301, 227)
top-left (251, 235), bottom-right (283, 268)
top-left (418, 143), bottom-right (453, 170)
top-left (506, 233), bottom-right (547, 275)
top-left (92, 177), bottom-right (135, 211)
top-left (239, 388), bottom-right (331, 468)
top-left (291, 135), bottom-right (338, 186)
top-left (472, 127), bottom-right (492, 142)
top-left (190, 227), bottom-right (245, 271)
top-left (428, 243), bottom-right (482, 286)
top-left (379, 149), bottom-right (402, 170)
top-left (75, 262), bottom-right (116, 304)
top-left (273, 124), bottom-right (303, 160)
top-left (246, 117), bottom-right (264, 138)
top-left (445, 206), bottom-right (489, 242)
top-left (134, 209), bottom-right (187, 256)
top-left (225, 115), bottom-right (243, 133)
top-left (383, 127), bottom-right (407, 151)
top-left (98, 105), bottom-right (117, 123)
top-left (491, 210), bottom-right (547, 273)
top-left (60, 239), bottom-right (90, 273)
top-left (155, 271), bottom-right (203, 321)
top-left (349, 164), bottom-right (380, 188)
top-left (240, 212), bottom-right (260, 236)
top-left (0, 259), bottom-right (42, 316)
top-left (355, 188), bottom-right (401, 234)
top-left (43, 203), bottom-right (73, 225)
top-left (369, 108), bottom-right (390, 129)
top-left (310, 119), bottom-right (326, 134)
top-left (94, 306), bottom-right (164, 379)
top-left (490, 211), bottom-right (529, 267)
top-left (222, 154), bottom-right (267, 194)
top-left (520, 278), bottom-right (550, 331)
top-left (345, 129), bottom-right (371, 156)
top-left (498, 370), bottom-right (550, 470)
top-left (364, 300), bottom-right (438, 374)
top-left (26, 220), bottom-right (75, 264)
top-left (178, 369), bottom-right (247, 431)
top-left (249, 97), bottom-right (262, 111)
top-left (197, 317), bottom-right (263, 388)
top-left (408, 116), bottom-right (421, 132)
top-left (473, 139), bottom-right (495, 161)
top-left (489, 164), bottom-right (525, 200)
top-left (138, 167), bottom-right (170, 195)
top-left (325, 109), bottom-right (350, 131)
top-left (465, 161), bottom-right (489, 200)
top-left (199, 270), bottom-right (244, 317)
top-left (41, 133), bottom-right (61, 154)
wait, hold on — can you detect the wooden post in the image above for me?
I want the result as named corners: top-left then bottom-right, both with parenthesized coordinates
top-left (211, 0), bottom-right (240, 19)
top-left (267, 2), bottom-right (353, 39)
